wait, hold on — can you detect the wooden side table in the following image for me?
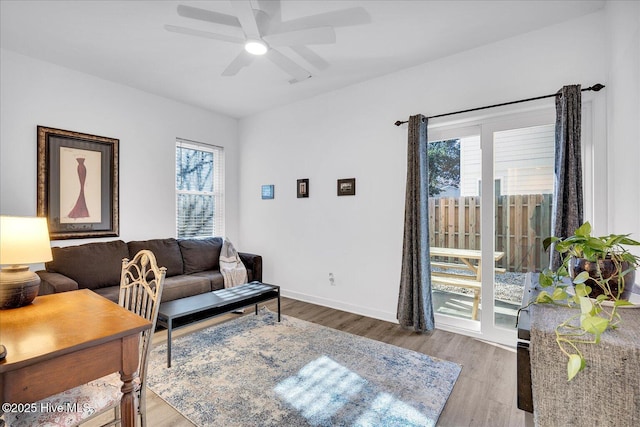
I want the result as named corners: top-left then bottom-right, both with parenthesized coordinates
top-left (0, 289), bottom-right (150, 427)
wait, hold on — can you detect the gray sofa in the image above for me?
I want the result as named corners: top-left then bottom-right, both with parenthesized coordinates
top-left (37, 237), bottom-right (262, 303)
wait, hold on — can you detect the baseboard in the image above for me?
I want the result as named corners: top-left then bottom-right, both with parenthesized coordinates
top-left (281, 289), bottom-right (398, 324)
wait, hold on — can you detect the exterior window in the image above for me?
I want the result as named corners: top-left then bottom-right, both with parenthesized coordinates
top-left (176, 139), bottom-right (224, 238)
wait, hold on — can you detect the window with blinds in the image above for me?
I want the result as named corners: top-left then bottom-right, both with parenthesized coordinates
top-left (175, 139), bottom-right (224, 238)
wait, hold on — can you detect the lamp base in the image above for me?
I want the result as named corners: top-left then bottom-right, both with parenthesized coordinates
top-left (0, 265), bottom-right (41, 309)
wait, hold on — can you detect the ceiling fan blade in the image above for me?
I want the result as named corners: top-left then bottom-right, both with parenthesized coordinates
top-left (164, 25), bottom-right (245, 44)
top-left (263, 27), bottom-right (336, 47)
top-left (231, 0), bottom-right (261, 39)
top-left (257, 0), bottom-right (281, 22)
top-left (276, 7), bottom-right (371, 33)
top-left (266, 48), bottom-right (311, 83)
top-left (177, 4), bottom-right (241, 28)
top-left (290, 45), bottom-right (329, 70)
top-left (222, 50), bottom-right (255, 76)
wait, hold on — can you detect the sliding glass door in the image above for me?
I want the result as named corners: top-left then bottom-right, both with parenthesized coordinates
top-left (428, 126), bottom-right (483, 332)
top-left (428, 109), bottom-right (556, 345)
top-left (492, 124), bottom-right (554, 331)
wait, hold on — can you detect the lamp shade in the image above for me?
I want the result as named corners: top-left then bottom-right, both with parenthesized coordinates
top-left (0, 216), bottom-right (53, 265)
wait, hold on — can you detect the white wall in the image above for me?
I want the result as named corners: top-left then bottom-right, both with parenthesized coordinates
top-left (0, 49), bottom-right (239, 247)
top-left (238, 11), bottom-right (609, 322)
top-left (605, 1), bottom-right (640, 255)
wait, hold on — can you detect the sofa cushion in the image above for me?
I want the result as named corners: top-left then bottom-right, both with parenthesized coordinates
top-left (92, 286), bottom-right (121, 303)
top-left (161, 274), bottom-right (211, 302)
top-left (190, 270), bottom-right (225, 291)
top-left (178, 237), bottom-right (223, 274)
top-left (46, 240), bottom-right (129, 290)
top-left (127, 238), bottom-right (183, 277)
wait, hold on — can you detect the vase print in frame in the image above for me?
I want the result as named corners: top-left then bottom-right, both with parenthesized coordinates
top-left (60, 147), bottom-right (102, 223)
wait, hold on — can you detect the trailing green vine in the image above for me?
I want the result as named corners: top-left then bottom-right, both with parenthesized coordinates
top-left (529, 222), bottom-right (639, 381)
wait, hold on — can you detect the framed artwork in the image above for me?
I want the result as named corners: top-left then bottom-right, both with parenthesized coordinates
top-left (37, 126), bottom-right (119, 240)
top-left (297, 179), bottom-right (309, 198)
top-left (261, 184), bottom-right (275, 200)
top-left (337, 178), bottom-right (356, 196)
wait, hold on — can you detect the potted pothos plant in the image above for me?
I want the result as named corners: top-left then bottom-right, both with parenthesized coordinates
top-left (534, 222), bottom-right (640, 381)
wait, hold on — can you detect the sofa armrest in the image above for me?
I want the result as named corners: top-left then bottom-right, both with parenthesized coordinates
top-left (36, 271), bottom-right (79, 295)
top-left (239, 252), bottom-right (262, 282)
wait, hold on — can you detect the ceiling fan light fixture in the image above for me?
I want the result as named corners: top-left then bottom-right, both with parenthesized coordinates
top-left (245, 40), bottom-right (268, 55)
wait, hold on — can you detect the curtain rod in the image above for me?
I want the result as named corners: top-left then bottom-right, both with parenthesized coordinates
top-left (393, 83), bottom-right (605, 126)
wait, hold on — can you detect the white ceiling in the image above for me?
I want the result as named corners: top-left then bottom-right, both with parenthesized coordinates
top-left (0, 0), bottom-right (605, 118)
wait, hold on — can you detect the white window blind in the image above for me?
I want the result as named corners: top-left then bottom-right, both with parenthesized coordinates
top-left (176, 138), bottom-right (224, 238)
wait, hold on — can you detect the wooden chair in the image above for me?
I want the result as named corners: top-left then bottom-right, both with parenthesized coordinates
top-left (3, 250), bottom-right (166, 427)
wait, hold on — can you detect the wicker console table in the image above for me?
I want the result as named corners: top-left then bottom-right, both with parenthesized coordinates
top-left (521, 274), bottom-right (640, 426)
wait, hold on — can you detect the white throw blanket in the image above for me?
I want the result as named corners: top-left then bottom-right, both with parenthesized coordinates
top-left (219, 238), bottom-right (248, 288)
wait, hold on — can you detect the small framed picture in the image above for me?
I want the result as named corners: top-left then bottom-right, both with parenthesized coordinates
top-left (261, 185), bottom-right (274, 200)
top-left (297, 179), bottom-right (309, 198)
top-left (337, 178), bottom-right (356, 196)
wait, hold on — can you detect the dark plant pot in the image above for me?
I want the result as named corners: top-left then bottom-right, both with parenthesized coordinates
top-left (569, 257), bottom-right (636, 300)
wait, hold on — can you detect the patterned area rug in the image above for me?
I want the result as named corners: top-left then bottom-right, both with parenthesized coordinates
top-left (146, 310), bottom-right (461, 427)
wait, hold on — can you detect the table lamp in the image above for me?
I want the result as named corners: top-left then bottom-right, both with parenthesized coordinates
top-left (0, 216), bottom-right (53, 309)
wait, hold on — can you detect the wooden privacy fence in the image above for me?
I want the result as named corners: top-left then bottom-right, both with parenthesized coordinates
top-left (428, 194), bottom-right (553, 273)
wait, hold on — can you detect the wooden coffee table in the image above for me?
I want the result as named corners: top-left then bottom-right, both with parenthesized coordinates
top-left (156, 281), bottom-right (280, 367)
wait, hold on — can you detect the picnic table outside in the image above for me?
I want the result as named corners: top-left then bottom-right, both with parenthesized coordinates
top-left (429, 246), bottom-right (505, 320)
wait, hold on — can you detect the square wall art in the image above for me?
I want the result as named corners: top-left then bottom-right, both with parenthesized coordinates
top-left (261, 185), bottom-right (274, 200)
top-left (337, 178), bottom-right (356, 196)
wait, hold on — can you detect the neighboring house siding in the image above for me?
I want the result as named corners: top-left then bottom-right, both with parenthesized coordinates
top-left (460, 135), bottom-right (481, 196)
top-left (459, 124), bottom-right (554, 196)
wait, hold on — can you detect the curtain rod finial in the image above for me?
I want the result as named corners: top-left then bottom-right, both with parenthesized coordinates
top-left (591, 83), bottom-right (605, 92)
top-left (394, 120), bottom-right (407, 126)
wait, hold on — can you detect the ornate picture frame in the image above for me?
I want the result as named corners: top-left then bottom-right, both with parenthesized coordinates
top-left (37, 126), bottom-right (119, 240)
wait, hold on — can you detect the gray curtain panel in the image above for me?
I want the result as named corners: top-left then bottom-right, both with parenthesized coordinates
top-left (551, 85), bottom-right (583, 270)
top-left (397, 114), bottom-right (435, 332)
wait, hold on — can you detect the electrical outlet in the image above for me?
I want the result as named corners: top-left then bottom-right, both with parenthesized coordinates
top-left (329, 273), bottom-right (335, 286)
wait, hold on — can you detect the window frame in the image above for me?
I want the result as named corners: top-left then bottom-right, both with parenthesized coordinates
top-left (175, 138), bottom-right (225, 238)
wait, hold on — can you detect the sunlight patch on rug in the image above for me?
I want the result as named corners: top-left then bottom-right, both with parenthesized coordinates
top-left (274, 355), bottom-right (367, 421)
top-left (355, 392), bottom-right (432, 426)
top-left (147, 310), bottom-right (461, 427)
top-left (274, 355), bottom-right (432, 426)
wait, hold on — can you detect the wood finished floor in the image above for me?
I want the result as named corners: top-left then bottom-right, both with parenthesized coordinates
top-left (87, 297), bottom-right (524, 427)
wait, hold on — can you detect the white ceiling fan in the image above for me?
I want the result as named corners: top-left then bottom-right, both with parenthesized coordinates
top-left (165, 0), bottom-right (370, 83)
